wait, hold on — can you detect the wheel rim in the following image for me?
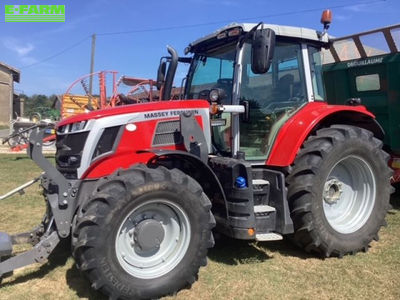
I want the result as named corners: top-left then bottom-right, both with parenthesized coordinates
top-left (322, 155), bottom-right (376, 234)
top-left (115, 199), bottom-right (191, 279)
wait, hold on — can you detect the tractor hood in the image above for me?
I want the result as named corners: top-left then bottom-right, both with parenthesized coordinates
top-left (55, 99), bottom-right (213, 180)
top-left (57, 100), bottom-right (210, 129)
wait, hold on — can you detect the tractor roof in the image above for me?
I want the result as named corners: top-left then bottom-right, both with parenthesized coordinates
top-left (187, 23), bottom-right (329, 53)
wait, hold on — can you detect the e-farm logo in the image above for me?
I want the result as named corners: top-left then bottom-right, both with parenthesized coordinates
top-left (5, 5), bottom-right (65, 22)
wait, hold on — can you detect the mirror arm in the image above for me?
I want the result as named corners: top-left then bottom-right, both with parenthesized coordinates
top-left (239, 22), bottom-right (263, 48)
top-left (217, 105), bottom-right (245, 114)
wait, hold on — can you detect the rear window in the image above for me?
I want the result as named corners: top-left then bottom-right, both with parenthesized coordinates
top-left (355, 74), bottom-right (381, 92)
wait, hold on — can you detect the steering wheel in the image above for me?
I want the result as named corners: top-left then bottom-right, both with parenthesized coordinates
top-left (198, 89), bottom-right (210, 100)
top-left (260, 95), bottom-right (305, 114)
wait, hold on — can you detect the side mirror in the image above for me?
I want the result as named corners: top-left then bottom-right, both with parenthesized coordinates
top-left (251, 28), bottom-right (275, 74)
top-left (156, 61), bottom-right (166, 90)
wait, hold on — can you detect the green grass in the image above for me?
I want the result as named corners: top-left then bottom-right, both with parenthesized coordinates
top-left (0, 154), bottom-right (399, 300)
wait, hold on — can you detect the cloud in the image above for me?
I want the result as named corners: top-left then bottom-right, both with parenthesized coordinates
top-left (20, 56), bottom-right (38, 65)
top-left (335, 14), bottom-right (351, 21)
top-left (2, 38), bottom-right (37, 66)
top-left (15, 44), bottom-right (34, 56)
top-left (345, 4), bottom-right (365, 12)
top-left (344, 2), bottom-right (386, 13)
top-left (3, 38), bottom-right (34, 56)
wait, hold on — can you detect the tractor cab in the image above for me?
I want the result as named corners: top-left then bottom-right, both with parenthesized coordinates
top-left (183, 23), bottom-right (328, 160)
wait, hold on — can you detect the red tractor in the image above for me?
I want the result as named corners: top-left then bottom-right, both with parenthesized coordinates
top-left (0, 14), bottom-right (392, 299)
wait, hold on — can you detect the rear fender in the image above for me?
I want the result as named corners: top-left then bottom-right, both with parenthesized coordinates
top-left (266, 102), bottom-right (383, 167)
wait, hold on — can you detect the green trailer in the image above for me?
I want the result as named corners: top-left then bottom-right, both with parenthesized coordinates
top-left (323, 24), bottom-right (400, 182)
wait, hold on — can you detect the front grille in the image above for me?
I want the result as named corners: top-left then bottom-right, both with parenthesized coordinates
top-left (152, 120), bottom-right (182, 146)
top-left (56, 131), bottom-right (89, 179)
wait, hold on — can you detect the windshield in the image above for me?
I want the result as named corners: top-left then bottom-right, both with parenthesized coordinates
top-left (185, 43), bottom-right (236, 104)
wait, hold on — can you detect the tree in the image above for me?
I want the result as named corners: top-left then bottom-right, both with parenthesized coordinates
top-left (21, 94), bottom-right (60, 121)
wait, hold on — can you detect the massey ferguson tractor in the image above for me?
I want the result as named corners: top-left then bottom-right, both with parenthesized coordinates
top-left (0, 12), bottom-right (393, 300)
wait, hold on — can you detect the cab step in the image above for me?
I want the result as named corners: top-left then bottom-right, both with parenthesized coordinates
top-left (252, 179), bottom-right (270, 186)
top-left (255, 232), bottom-right (283, 241)
top-left (254, 205), bottom-right (276, 213)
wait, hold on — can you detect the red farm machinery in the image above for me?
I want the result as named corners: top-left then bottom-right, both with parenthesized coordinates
top-left (3, 70), bottom-right (165, 152)
top-left (0, 11), bottom-right (393, 299)
top-left (61, 70), bottom-right (165, 119)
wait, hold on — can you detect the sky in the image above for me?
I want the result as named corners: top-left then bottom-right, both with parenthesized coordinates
top-left (0, 0), bottom-right (399, 96)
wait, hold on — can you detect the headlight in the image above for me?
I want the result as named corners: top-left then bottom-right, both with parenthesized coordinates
top-left (70, 121), bottom-right (87, 132)
top-left (58, 120), bottom-right (87, 134)
top-left (209, 89), bottom-right (220, 102)
top-left (209, 88), bottom-right (227, 103)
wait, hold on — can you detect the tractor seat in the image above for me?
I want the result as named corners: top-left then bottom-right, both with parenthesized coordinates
top-left (275, 74), bottom-right (294, 100)
top-left (215, 78), bottom-right (233, 104)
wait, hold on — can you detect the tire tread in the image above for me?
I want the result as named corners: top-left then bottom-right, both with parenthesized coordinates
top-left (72, 165), bottom-right (214, 300)
top-left (287, 125), bottom-right (392, 257)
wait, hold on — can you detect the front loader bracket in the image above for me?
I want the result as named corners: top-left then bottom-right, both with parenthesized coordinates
top-left (28, 128), bottom-right (78, 238)
top-left (0, 127), bottom-right (78, 281)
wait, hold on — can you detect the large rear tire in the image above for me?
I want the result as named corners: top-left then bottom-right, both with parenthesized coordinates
top-left (286, 125), bottom-right (392, 257)
top-left (72, 165), bottom-right (215, 299)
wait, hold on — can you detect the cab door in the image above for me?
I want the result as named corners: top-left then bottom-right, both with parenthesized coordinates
top-left (238, 42), bottom-right (308, 160)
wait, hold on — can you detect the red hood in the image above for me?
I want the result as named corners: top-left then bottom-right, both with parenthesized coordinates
top-left (57, 100), bottom-right (210, 127)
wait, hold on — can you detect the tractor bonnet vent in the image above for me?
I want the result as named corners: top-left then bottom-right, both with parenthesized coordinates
top-left (92, 126), bottom-right (121, 160)
top-left (56, 131), bottom-right (89, 179)
top-left (152, 120), bottom-right (182, 146)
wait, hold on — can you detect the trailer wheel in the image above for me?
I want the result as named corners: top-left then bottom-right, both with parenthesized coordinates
top-left (286, 125), bottom-right (392, 257)
top-left (72, 165), bottom-right (215, 300)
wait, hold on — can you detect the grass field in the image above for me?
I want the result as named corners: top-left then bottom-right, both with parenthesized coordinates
top-left (0, 154), bottom-right (399, 300)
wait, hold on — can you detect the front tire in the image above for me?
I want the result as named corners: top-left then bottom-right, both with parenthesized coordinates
top-left (72, 165), bottom-right (215, 299)
top-left (287, 125), bottom-right (392, 257)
